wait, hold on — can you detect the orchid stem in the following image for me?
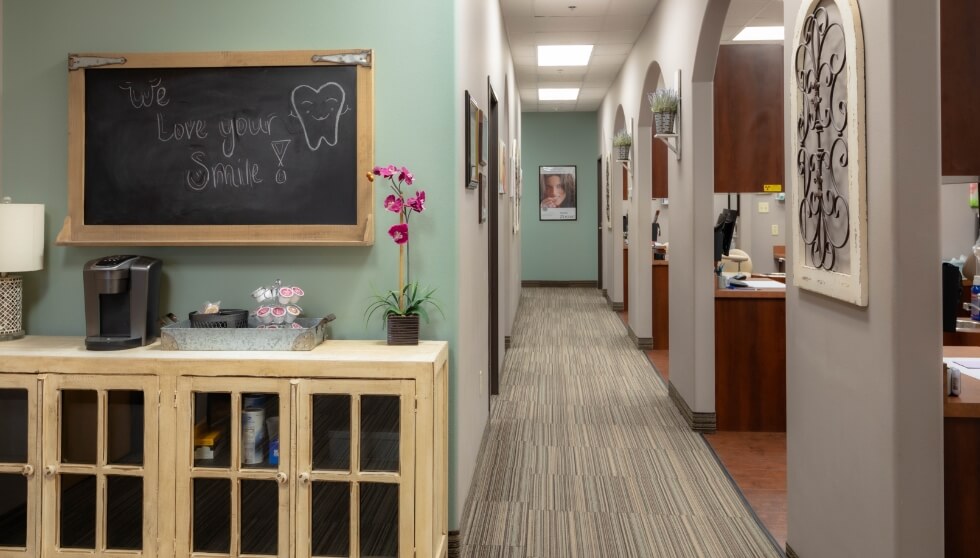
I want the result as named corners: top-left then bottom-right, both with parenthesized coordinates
top-left (398, 211), bottom-right (405, 313)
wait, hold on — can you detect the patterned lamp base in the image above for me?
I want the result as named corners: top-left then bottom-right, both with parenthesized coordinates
top-left (0, 275), bottom-right (25, 341)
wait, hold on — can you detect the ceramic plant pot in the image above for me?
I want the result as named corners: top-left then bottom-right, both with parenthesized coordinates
top-left (387, 314), bottom-right (420, 345)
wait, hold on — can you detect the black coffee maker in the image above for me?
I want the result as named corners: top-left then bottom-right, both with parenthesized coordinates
top-left (83, 255), bottom-right (162, 350)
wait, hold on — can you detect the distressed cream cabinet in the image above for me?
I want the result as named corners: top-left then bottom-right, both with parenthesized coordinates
top-left (0, 337), bottom-right (449, 558)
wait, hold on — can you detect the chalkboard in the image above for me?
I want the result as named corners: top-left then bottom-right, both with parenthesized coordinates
top-left (58, 51), bottom-right (375, 246)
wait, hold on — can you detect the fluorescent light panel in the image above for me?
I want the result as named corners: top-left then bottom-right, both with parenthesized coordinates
top-left (538, 88), bottom-right (579, 101)
top-left (733, 26), bottom-right (784, 41)
top-left (537, 45), bottom-right (593, 67)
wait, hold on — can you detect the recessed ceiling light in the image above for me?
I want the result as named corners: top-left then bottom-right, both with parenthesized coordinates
top-left (537, 45), bottom-right (593, 67)
top-left (733, 26), bottom-right (784, 41)
top-left (539, 88), bottom-right (579, 101)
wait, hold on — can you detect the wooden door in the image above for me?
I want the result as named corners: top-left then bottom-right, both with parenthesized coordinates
top-left (175, 377), bottom-right (291, 558)
top-left (294, 379), bottom-right (415, 558)
top-left (0, 375), bottom-right (40, 558)
top-left (41, 375), bottom-right (159, 558)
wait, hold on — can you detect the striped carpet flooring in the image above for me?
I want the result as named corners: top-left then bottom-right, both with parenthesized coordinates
top-left (458, 288), bottom-right (781, 557)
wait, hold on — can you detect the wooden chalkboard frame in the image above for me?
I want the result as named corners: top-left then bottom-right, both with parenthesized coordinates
top-left (56, 50), bottom-right (375, 246)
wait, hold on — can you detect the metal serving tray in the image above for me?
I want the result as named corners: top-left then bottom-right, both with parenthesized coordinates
top-left (160, 316), bottom-right (333, 351)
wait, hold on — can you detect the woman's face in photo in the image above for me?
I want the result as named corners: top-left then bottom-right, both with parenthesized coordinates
top-left (544, 175), bottom-right (565, 201)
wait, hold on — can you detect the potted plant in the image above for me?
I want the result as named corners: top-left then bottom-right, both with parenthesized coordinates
top-left (365, 165), bottom-right (442, 345)
top-left (648, 88), bottom-right (679, 135)
top-left (613, 129), bottom-right (632, 161)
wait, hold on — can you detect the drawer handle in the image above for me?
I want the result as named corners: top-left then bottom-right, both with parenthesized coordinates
top-left (276, 472), bottom-right (288, 485)
top-left (21, 465), bottom-right (34, 478)
top-left (298, 472), bottom-right (310, 485)
top-left (44, 465), bottom-right (57, 478)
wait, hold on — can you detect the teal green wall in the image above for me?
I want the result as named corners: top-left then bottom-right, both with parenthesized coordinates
top-left (3, 0), bottom-right (463, 522)
top-left (521, 112), bottom-right (598, 281)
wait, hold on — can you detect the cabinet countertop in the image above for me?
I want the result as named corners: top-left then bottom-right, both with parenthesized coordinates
top-left (943, 345), bottom-right (980, 418)
top-left (0, 336), bottom-right (449, 379)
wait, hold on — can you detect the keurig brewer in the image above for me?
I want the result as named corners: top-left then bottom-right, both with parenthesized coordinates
top-left (83, 255), bottom-right (161, 350)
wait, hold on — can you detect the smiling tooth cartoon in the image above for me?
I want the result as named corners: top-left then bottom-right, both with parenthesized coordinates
top-left (290, 82), bottom-right (348, 151)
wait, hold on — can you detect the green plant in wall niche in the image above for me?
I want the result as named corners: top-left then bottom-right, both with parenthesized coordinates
top-left (365, 165), bottom-right (443, 345)
top-left (648, 88), bottom-right (679, 134)
top-left (613, 129), bottom-right (632, 161)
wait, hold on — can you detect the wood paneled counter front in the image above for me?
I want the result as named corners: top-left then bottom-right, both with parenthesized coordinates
top-left (942, 346), bottom-right (980, 556)
top-left (0, 336), bottom-right (449, 558)
top-left (715, 287), bottom-right (786, 432)
top-left (652, 261), bottom-right (669, 350)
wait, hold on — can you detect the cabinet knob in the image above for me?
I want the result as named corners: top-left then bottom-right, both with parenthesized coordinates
top-left (276, 472), bottom-right (288, 485)
top-left (298, 472), bottom-right (310, 485)
top-left (21, 465), bottom-right (34, 478)
top-left (44, 465), bottom-right (57, 478)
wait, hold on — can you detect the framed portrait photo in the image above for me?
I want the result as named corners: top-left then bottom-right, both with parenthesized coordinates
top-left (539, 165), bottom-right (577, 221)
top-left (464, 90), bottom-right (479, 189)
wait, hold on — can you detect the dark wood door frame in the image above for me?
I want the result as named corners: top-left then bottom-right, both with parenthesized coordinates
top-left (597, 156), bottom-right (603, 290)
top-left (488, 80), bottom-right (500, 399)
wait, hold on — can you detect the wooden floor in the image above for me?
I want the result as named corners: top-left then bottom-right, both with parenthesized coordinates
top-left (703, 431), bottom-right (787, 549)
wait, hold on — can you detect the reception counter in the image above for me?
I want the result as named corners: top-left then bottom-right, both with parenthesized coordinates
top-left (652, 261), bottom-right (669, 350)
top-left (942, 346), bottom-right (980, 556)
top-left (715, 285), bottom-right (786, 431)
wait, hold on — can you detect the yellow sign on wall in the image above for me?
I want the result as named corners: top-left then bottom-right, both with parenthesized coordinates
top-left (763, 184), bottom-right (783, 192)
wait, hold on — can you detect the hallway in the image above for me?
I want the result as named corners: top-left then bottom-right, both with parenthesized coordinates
top-left (459, 288), bottom-right (780, 557)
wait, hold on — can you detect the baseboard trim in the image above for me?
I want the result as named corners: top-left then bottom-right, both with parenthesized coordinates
top-left (504, 336), bottom-right (511, 349)
top-left (611, 301), bottom-right (624, 311)
top-left (668, 381), bottom-right (716, 432)
top-left (786, 543), bottom-right (799, 558)
top-left (448, 530), bottom-right (460, 558)
top-left (627, 325), bottom-right (653, 350)
top-left (602, 288), bottom-right (608, 297)
top-left (521, 280), bottom-right (599, 288)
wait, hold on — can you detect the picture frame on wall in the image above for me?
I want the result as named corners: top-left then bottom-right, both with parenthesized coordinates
top-left (464, 90), bottom-right (480, 189)
top-left (539, 165), bottom-right (577, 221)
top-left (480, 110), bottom-right (489, 166)
top-left (499, 140), bottom-right (507, 195)
top-left (510, 138), bottom-right (519, 199)
top-left (479, 169), bottom-right (489, 224)
top-left (605, 154), bottom-right (612, 230)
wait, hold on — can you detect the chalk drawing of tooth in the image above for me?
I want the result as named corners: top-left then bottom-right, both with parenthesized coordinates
top-left (291, 82), bottom-right (347, 151)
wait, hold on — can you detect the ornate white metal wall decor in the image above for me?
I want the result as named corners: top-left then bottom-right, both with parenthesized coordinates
top-left (791, 0), bottom-right (868, 306)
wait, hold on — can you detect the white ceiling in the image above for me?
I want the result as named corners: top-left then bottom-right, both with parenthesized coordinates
top-left (500, 0), bottom-right (783, 113)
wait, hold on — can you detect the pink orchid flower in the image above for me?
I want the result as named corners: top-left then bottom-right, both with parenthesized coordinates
top-left (373, 165), bottom-right (396, 178)
top-left (388, 223), bottom-right (409, 245)
top-left (384, 194), bottom-right (404, 213)
top-left (407, 191), bottom-right (426, 213)
top-left (399, 167), bottom-right (415, 185)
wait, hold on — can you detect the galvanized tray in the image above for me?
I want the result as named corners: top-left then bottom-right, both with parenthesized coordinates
top-left (160, 316), bottom-right (333, 351)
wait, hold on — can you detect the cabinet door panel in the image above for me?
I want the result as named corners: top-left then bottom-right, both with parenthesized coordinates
top-left (0, 376), bottom-right (38, 558)
top-left (176, 377), bottom-right (290, 558)
top-left (295, 379), bottom-right (415, 558)
top-left (41, 374), bottom-right (158, 558)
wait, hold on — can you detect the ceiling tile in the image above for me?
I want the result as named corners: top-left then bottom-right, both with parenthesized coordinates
top-left (501, 0), bottom-right (535, 17)
top-left (607, 0), bottom-right (659, 17)
top-left (751, 0), bottom-right (784, 25)
top-left (533, 31), bottom-right (601, 44)
top-left (724, 0), bottom-right (770, 29)
top-left (601, 15), bottom-right (647, 32)
top-left (533, 16), bottom-right (605, 32)
top-left (533, 0), bottom-right (609, 18)
top-left (596, 29), bottom-right (641, 43)
top-left (592, 43), bottom-right (633, 56)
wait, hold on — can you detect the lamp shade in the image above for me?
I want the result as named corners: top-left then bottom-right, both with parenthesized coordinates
top-left (0, 203), bottom-right (44, 272)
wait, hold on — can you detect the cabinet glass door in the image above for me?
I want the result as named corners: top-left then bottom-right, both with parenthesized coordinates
top-left (295, 380), bottom-right (415, 558)
top-left (0, 375), bottom-right (39, 558)
top-left (176, 377), bottom-right (290, 558)
top-left (41, 375), bottom-right (158, 558)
